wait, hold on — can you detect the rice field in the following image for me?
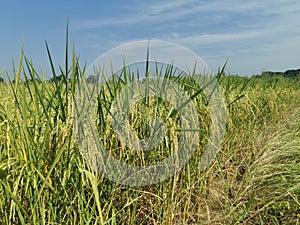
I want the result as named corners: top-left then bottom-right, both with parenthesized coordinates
top-left (0, 40), bottom-right (299, 224)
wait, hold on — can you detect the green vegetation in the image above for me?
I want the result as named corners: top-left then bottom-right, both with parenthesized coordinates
top-left (0, 36), bottom-right (299, 224)
top-left (260, 69), bottom-right (300, 79)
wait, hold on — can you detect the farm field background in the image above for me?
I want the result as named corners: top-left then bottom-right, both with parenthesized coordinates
top-left (0, 46), bottom-right (299, 225)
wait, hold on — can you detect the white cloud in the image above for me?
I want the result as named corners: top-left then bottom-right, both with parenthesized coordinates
top-left (73, 0), bottom-right (300, 31)
top-left (73, 0), bottom-right (300, 75)
top-left (168, 31), bottom-right (262, 47)
top-left (149, 0), bottom-right (198, 14)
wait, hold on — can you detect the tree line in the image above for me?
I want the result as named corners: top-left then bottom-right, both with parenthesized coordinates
top-left (260, 68), bottom-right (300, 79)
top-left (1, 69), bottom-right (300, 84)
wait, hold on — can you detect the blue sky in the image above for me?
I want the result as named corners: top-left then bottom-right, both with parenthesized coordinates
top-left (1, 0), bottom-right (300, 78)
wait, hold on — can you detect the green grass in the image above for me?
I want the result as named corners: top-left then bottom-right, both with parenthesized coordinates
top-left (0, 36), bottom-right (299, 224)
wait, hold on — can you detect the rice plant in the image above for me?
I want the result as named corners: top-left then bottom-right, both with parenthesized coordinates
top-left (0, 30), bottom-right (299, 224)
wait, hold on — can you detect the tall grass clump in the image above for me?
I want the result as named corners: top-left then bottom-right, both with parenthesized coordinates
top-left (0, 30), bottom-right (299, 224)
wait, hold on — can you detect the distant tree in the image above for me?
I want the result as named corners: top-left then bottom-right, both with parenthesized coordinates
top-left (284, 69), bottom-right (300, 79)
top-left (261, 69), bottom-right (300, 79)
top-left (25, 77), bottom-right (42, 84)
top-left (86, 75), bottom-right (97, 84)
top-left (10, 79), bottom-right (24, 85)
top-left (49, 74), bottom-right (64, 83)
top-left (252, 74), bottom-right (262, 79)
top-left (261, 71), bottom-right (283, 78)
